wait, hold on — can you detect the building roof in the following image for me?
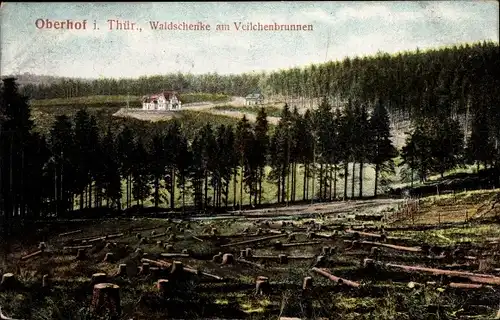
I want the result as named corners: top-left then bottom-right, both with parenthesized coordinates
top-left (142, 91), bottom-right (180, 103)
top-left (245, 93), bottom-right (264, 100)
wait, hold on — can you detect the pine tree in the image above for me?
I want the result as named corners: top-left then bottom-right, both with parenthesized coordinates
top-left (369, 99), bottom-right (397, 196)
top-left (254, 107), bottom-right (269, 205)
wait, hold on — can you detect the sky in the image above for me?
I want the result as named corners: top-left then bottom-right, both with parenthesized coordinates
top-left (1, 1), bottom-right (498, 79)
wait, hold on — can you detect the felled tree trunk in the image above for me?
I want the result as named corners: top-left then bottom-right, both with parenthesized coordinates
top-left (90, 283), bottom-right (121, 318)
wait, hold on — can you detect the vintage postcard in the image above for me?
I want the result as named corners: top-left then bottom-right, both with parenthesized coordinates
top-left (0, 1), bottom-right (499, 319)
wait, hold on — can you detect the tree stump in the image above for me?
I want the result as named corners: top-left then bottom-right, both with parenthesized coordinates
top-left (164, 244), bottom-right (174, 252)
top-left (302, 276), bottom-right (313, 290)
top-left (245, 248), bottom-right (253, 257)
top-left (287, 234), bottom-right (296, 241)
top-left (278, 254), bottom-right (288, 264)
top-left (222, 253), bottom-right (234, 265)
top-left (90, 283), bottom-right (121, 318)
top-left (157, 279), bottom-right (170, 295)
top-left (157, 240), bottom-right (163, 247)
top-left (321, 246), bottom-right (330, 255)
top-left (139, 238), bottom-right (148, 245)
top-left (104, 242), bottom-right (112, 249)
top-left (117, 264), bottom-right (127, 276)
top-left (150, 267), bottom-right (160, 279)
top-left (329, 246), bottom-right (338, 255)
top-left (136, 233), bottom-right (142, 239)
top-left (274, 241), bottom-right (283, 250)
top-left (38, 242), bottom-right (47, 251)
top-left (140, 263), bottom-right (150, 275)
top-left (91, 273), bottom-right (107, 285)
top-left (307, 232), bottom-right (316, 239)
top-left (363, 258), bottom-right (375, 269)
top-left (240, 250), bottom-right (247, 258)
top-left (179, 228), bottom-right (184, 233)
top-left (243, 227), bottom-right (249, 233)
top-left (0, 273), bottom-right (16, 290)
top-left (212, 254), bottom-right (222, 263)
top-left (181, 249), bottom-right (189, 255)
top-left (151, 230), bottom-right (156, 236)
top-left (211, 228), bottom-right (218, 236)
top-left (42, 274), bottom-right (50, 288)
top-left (315, 255), bottom-right (325, 267)
top-left (135, 248), bottom-right (143, 254)
top-left (76, 249), bottom-right (86, 260)
top-left (168, 234), bottom-right (176, 242)
top-left (171, 261), bottom-right (184, 276)
top-left (166, 227), bottom-right (172, 233)
top-left (255, 276), bottom-right (270, 295)
top-left (103, 253), bottom-right (114, 263)
top-left (370, 247), bottom-right (381, 258)
top-left (255, 228), bottom-right (263, 235)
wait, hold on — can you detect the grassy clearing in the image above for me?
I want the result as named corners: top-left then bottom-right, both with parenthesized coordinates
top-left (114, 163), bottom-right (382, 209)
top-left (212, 105), bottom-right (282, 117)
top-left (2, 198), bottom-right (500, 319)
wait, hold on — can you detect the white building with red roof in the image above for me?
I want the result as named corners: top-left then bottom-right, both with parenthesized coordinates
top-left (142, 91), bottom-right (182, 110)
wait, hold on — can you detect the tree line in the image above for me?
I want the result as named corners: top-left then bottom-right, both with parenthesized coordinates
top-left (19, 41), bottom-right (499, 125)
top-left (2, 77), bottom-right (398, 235)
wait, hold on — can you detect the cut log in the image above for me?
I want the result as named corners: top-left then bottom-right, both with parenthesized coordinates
top-left (0, 307), bottom-right (25, 320)
top-left (220, 234), bottom-right (287, 247)
top-left (21, 250), bottom-right (43, 261)
top-left (236, 258), bottom-right (264, 269)
top-left (0, 273), bottom-right (16, 290)
top-left (88, 236), bottom-right (107, 244)
top-left (90, 283), bottom-right (121, 317)
top-left (343, 240), bottom-right (423, 253)
top-left (377, 261), bottom-right (500, 285)
top-left (63, 245), bottom-right (93, 250)
top-left (312, 267), bottom-right (360, 288)
top-left (106, 233), bottom-right (124, 240)
top-left (58, 229), bottom-right (82, 237)
top-left (282, 241), bottom-right (322, 248)
top-left (141, 258), bottom-right (172, 269)
top-left (91, 273), bottom-right (107, 285)
top-left (255, 276), bottom-right (270, 295)
top-left (160, 253), bottom-right (190, 258)
top-left (448, 282), bottom-right (490, 289)
top-left (151, 232), bottom-right (167, 239)
top-left (302, 276), bottom-right (313, 290)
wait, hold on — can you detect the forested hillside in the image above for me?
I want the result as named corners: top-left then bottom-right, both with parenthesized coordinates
top-left (18, 41), bottom-right (500, 121)
top-left (2, 41), bottom-right (499, 236)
